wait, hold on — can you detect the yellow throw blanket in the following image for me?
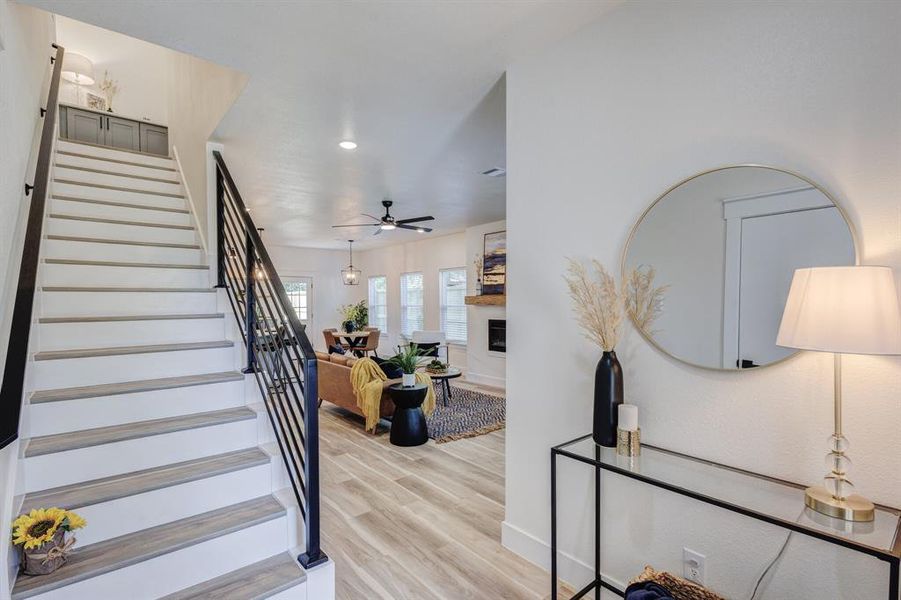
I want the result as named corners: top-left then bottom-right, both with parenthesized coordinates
top-left (349, 357), bottom-right (435, 432)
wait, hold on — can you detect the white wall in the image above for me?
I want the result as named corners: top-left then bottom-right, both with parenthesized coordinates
top-left (355, 233), bottom-right (468, 367)
top-left (267, 245), bottom-right (358, 353)
top-left (466, 220), bottom-right (506, 388)
top-left (505, 2), bottom-right (901, 598)
top-left (0, 1), bottom-right (55, 594)
top-left (55, 16), bottom-right (170, 124)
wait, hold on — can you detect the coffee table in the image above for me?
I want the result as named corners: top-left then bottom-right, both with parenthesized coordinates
top-left (421, 366), bottom-right (462, 406)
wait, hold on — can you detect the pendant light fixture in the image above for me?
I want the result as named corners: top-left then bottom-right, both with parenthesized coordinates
top-left (341, 240), bottom-right (361, 285)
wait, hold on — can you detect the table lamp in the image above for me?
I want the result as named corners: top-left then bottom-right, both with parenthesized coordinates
top-left (61, 53), bottom-right (95, 105)
top-left (777, 266), bottom-right (901, 521)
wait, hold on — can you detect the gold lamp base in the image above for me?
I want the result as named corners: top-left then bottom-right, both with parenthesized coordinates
top-left (804, 485), bottom-right (875, 522)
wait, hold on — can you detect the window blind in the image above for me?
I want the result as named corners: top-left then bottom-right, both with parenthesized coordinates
top-left (368, 276), bottom-right (388, 332)
top-left (440, 268), bottom-right (467, 343)
top-left (400, 272), bottom-right (424, 338)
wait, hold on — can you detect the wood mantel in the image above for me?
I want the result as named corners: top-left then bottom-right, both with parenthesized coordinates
top-left (465, 294), bottom-right (506, 306)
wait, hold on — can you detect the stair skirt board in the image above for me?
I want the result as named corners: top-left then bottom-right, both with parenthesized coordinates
top-left (10, 497), bottom-right (288, 600)
top-left (26, 377), bottom-right (244, 438)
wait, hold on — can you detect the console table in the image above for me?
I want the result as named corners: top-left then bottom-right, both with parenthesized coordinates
top-left (551, 434), bottom-right (901, 599)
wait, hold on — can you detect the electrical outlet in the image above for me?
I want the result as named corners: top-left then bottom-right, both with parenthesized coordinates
top-left (683, 547), bottom-right (706, 585)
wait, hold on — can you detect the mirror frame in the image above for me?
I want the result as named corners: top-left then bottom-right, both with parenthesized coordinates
top-left (621, 164), bottom-right (859, 371)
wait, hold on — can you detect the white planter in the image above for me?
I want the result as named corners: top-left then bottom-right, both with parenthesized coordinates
top-left (402, 373), bottom-right (416, 388)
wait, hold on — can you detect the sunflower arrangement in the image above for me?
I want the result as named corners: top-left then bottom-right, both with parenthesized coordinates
top-left (12, 507), bottom-right (85, 575)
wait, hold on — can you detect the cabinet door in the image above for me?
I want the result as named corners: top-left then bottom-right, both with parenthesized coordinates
top-left (139, 123), bottom-right (169, 156)
top-left (105, 116), bottom-right (141, 152)
top-left (65, 108), bottom-right (104, 145)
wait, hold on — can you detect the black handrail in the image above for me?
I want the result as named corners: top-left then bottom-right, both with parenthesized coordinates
top-left (212, 150), bottom-right (327, 570)
top-left (0, 44), bottom-right (64, 451)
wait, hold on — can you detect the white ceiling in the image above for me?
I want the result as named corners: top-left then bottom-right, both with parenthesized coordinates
top-left (27, 0), bottom-right (616, 249)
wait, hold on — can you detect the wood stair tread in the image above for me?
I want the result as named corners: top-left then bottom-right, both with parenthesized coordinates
top-left (21, 448), bottom-right (269, 513)
top-left (39, 313), bottom-right (224, 324)
top-left (24, 406), bottom-right (257, 457)
top-left (52, 194), bottom-right (189, 214)
top-left (49, 213), bottom-right (194, 230)
top-left (44, 258), bottom-right (209, 270)
top-left (34, 340), bottom-right (233, 361)
top-left (160, 553), bottom-right (306, 600)
top-left (45, 234), bottom-right (200, 249)
top-left (31, 371), bottom-right (244, 404)
top-left (10, 496), bottom-right (285, 600)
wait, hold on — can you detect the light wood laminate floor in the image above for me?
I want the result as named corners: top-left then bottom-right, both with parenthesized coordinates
top-left (319, 384), bottom-right (564, 600)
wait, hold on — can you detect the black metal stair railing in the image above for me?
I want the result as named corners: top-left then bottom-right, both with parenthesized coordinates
top-left (1, 43), bottom-right (65, 451)
top-left (212, 151), bottom-right (327, 569)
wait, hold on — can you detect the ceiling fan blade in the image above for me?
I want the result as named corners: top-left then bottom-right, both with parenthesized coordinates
top-left (372, 227), bottom-right (383, 236)
top-left (395, 216), bottom-right (434, 225)
top-left (396, 223), bottom-right (433, 232)
top-left (332, 223), bottom-right (380, 228)
top-left (361, 213), bottom-right (383, 223)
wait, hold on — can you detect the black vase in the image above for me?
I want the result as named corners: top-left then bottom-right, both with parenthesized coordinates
top-left (342, 320), bottom-right (356, 333)
top-left (593, 350), bottom-right (623, 447)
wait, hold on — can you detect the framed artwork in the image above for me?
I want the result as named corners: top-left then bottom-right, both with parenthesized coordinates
top-left (85, 92), bottom-right (106, 111)
top-left (482, 230), bottom-right (506, 295)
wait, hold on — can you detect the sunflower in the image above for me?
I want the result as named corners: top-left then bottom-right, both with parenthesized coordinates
top-left (11, 508), bottom-right (66, 549)
top-left (63, 511), bottom-right (86, 531)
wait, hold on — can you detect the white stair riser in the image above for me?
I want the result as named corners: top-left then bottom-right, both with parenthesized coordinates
top-left (47, 216), bottom-right (197, 245)
top-left (55, 152), bottom-right (179, 180)
top-left (54, 166), bottom-right (184, 196)
top-left (50, 198), bottom-right (191, 226)
top-left (43, 238), bottom-right (203, 264)
top-left (25, 379), bottom-right (244, 437)
top-left (31, 346), bottom-right (235, 388)
top-left (41, 290), bottom-right (217, 317)
top-left (56, 140), bottom-right (175, 168)
top-left (28, 516), bottom-right (288, 600)
top-left (37, 318), bottom-right (226, 351)
top-left (42, 263), bottom-right (209, 288)
top-left (52, 181), bottom-right (185, 210)
top-left (20, 418), bottom-right (259, 493)
top-left (72, 464), bottom-right (272, 546)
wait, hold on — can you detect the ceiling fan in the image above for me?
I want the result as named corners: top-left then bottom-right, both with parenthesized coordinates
top-left (332, 199), bottom-right (434, 235)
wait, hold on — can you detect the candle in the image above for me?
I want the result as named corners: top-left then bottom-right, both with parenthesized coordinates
top-left (618, 404), bottom-right (639, 432)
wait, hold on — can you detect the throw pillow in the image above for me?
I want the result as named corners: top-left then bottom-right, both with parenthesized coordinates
top-left (373, 356), bottom-right (404, 379)
top-left (328, 344), bottom-right (345, 355)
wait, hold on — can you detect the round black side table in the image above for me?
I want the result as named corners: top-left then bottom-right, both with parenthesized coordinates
top-left (388, 383), bottom-right (428, 446)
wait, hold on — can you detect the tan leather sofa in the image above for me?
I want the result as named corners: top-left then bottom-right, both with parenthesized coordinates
top-left (316, 351), bottom-right (397, 429)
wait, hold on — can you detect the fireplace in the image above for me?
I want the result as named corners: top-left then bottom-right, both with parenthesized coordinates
top-left (488, 319), bottom-right (506, 353)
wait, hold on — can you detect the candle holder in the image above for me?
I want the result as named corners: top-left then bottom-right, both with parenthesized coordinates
top-left (616, 428), bottom-right (640, 457)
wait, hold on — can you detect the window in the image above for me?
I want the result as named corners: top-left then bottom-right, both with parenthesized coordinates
top-left (440, 268), bottom-right (467, 343)
top-left (368, 276), bottom-right (388, 332)
top-left (400, 272), bottom-right (423, 338)
top-left (283, 278), bottom-right (311, 325)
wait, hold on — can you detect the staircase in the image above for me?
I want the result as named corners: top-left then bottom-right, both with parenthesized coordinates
top-left (8, 139), bottom-right (325, 599)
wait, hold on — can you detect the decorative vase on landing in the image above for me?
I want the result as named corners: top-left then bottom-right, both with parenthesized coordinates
top-left (593, 350), bottom-right (623, 447)
top-left (342, 320), bottom-right (356, 334)
top-left (402, 373), bottom-right (416, 388)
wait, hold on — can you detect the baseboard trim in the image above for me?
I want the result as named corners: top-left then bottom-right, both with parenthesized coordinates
top-left (501, 520), bottom-right (624, 593)
top-left (463, 371), bottom-right (505, 389)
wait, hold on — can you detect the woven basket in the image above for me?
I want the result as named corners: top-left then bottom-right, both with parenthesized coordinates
top-left (630, 566), bottom-right (726, 600)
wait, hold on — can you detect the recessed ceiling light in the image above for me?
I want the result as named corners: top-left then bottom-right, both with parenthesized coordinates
top-left (339, 140), bottom-right (357, 150)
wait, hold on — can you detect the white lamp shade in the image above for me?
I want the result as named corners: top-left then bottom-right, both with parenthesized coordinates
top-left (61, 53), bottom-right (95, 86)
top-left (777, 266), bottom-right (901, 355)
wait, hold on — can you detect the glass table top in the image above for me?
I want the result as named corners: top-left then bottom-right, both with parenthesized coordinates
top-left (555, 435), bottom-right (901, 557)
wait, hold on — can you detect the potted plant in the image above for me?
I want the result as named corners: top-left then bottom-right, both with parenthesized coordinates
top-left (425, 358), bottom-right (448, 374)
top-left (387, 344), bottom-right (423, 387)
top-left (12, 507), bottom-right (86, 575)
top-left (338, 300), bottom-right (368, 333)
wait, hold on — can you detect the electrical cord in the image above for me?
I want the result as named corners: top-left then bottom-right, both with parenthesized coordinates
top-left (749, 508), bottom-right (806, 600)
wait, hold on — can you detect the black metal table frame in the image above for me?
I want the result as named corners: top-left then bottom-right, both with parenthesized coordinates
top-left (550, 433), bottom-right (901, 600)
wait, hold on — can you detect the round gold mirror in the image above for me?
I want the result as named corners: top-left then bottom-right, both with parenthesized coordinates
top-left (622, 165), bottom-right (857, 370)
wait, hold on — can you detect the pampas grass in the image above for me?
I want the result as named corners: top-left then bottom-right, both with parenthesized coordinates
top-left (564, 258), bottom-right (668, 351)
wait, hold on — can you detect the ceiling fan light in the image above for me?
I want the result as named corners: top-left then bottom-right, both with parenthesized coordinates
top-left (416, 228), bottom-right (425, 233)
top-left (380, 223), bottom-right (396, 231)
